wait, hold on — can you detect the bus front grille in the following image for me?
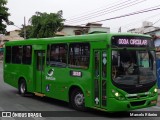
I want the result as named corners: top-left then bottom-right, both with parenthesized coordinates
top-left (127, 95), bottom-right (148, 99)
top-left (130, 100), bottom-right (146, 106)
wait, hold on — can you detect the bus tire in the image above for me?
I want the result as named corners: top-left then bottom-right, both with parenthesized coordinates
top-left (70, 88), bottom-right (86, 111)
top-left (18, 79), bottom-right (27, 97)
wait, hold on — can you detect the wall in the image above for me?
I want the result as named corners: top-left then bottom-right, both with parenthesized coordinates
top-left (88, 27), bottom-right (110, 33)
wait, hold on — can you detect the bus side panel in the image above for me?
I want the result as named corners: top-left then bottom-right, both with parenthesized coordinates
top-left (4, 64), bottom-right (18, 88)
top-left (42, 67), bottom-right (70, 101)
top-left (4, 64), bottom-right (34, 92)
top-left (42, 66), bottom-right (93, 106)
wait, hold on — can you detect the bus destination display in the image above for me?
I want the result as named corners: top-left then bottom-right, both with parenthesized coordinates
top-left (112, 36), bottom-right (154, 47)
top-left (118, 38), bottom-right (147, 45)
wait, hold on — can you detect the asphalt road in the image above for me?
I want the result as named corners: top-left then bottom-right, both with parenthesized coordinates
top-left (0, 63), bottom-right (160, 120)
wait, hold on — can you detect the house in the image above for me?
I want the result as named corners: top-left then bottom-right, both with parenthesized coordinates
top-left (127, 21), bottom-right (160, 54)
top-left (127, 21), bottom-right (160, 34)
top-left (4, 30), bottom-right (24, 41)
top-left (0, 29), bottom-right (24, 48)
top-left (0, 30), bottom-right (24, 60)
top-left (56, 22), bottom-right (110, 36)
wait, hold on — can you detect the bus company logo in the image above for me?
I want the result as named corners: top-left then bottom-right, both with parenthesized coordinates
top-left (47, 69), bottom-right (54, 76)
top-left (46, 69), bottom-right (56, 80)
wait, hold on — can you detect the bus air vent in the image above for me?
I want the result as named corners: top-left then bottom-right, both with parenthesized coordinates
top-left (127, 95), bottom-right (147, 99)
top-left (130, 100), bottom-right (146, 106)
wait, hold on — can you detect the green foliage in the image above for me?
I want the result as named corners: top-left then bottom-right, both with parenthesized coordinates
top-left (19, 11), bottom-right (65, 39)
top-left (0, 0), bottom-right (11, 34)
top-left (19, 25), bottom-right (32, 39)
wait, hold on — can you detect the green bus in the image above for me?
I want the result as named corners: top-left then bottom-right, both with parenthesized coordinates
top-left (3, 33), bottom-right (158, 112)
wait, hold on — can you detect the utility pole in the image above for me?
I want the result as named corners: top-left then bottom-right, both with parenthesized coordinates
top-left (118, 27), bottom-right (121, 33)
top-left (24, 17), bottom-right (26, 39)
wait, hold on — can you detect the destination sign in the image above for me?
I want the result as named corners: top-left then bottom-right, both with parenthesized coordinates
top-left (118, 39), bottom-right (147, 46)
top-left (112, 36), bottom-right (154, 48)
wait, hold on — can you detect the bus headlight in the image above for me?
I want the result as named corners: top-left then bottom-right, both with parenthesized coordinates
top-left (115, 92), bottom-right (119, 97)
top-left (112, 89), bottom-right (125, 100)
top-left (154, 88), bottom-right (157, 93)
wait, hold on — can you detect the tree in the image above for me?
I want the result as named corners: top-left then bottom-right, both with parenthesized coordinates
top-left (0, 0), bottom-right (11, 34)
top-left (19, 25), bottom-right (32, 39)
top-left (19, 11), bottom-right (65, 39)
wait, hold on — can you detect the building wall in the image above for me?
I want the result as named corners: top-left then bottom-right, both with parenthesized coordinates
top-left (0, 30), bottom-right (24, 60)
top-left (5, 30), bottom-right (24, 41)
top-left (61, 27), bottom-right (82, 36)
top-left (88, 27), bottom-right (110, 33)
top-left (60, 23), bottom-right (110, 36)
top-left (154, 31), bottom-right (160, 36)
top-left (127, 21), bottom-right (160, 34)
top-left (145, 30), bottom-right (160, 47)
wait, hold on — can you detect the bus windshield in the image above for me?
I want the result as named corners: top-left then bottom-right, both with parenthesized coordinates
top-left (112, 49), bottom-right (156, 87)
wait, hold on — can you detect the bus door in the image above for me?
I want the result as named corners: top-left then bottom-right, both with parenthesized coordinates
top-left (93, 50), bottom-right (107, 108)
top-left (35, 50), bottom-right (45, 93)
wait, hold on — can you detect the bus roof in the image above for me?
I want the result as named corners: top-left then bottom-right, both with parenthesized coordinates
top-left (5, 33), bottom-right (151, 46)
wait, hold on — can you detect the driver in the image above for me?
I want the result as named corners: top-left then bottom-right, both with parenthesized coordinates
top-left (121, 59), bottom-right (136, 75)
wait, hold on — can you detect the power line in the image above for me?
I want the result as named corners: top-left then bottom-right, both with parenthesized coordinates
top-left (66, 0), bottom-right (120, 20)
top-left (66, 0), bottom-right (130, 22)
top-left (79, 6), bottom-right (160, 25)
top-left (122, 12), bottom-right (160, 30)
top-left (153, 18), bottom-right (160, 26)
top-left (137, 17), bottom-right (160, 34)
top-left (65, 0), bottom-right (148, 24)
top-left (110, 13), bottom-right (160, 32)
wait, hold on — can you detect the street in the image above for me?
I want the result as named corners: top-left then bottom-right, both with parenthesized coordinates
top-left (0, 63), bottom-right (160, 120)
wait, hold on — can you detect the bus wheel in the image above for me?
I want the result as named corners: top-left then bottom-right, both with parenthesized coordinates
top-left (19, 79), bottom-right (27, 97)
top-left (70, 89), bottom-right (86, 111)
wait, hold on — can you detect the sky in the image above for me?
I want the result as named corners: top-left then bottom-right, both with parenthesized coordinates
top-left (6, 0), bottom-right (160, 32)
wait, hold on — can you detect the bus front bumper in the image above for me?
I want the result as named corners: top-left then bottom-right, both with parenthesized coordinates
top-left (107, 95), bottom-right (158, 111)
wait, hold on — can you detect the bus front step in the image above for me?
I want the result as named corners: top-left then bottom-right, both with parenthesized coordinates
top-left (34, 92), bottom-right (45, 97)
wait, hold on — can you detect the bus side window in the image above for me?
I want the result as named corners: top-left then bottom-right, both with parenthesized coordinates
top-left (49, 44), bottom-right (67, 67)
top-left (5, 46), bottom-right (11, 63)
top-left (95, 52), bottom-right (100, 77)
top-left (69, 43), bottom-right (90, 69)
top-left (22, 45), bottom-right (32, 65)
top-left (46, 45), bottom-right (50, 65)
top-left (12, 46), bottom-right (22, 64)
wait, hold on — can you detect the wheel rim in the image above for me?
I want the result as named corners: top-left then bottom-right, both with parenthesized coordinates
top-left (20, 83), bottom-right (25, 94)
top-left (74, 93), bottom-right (84, 106)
